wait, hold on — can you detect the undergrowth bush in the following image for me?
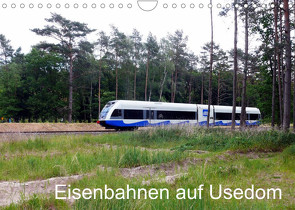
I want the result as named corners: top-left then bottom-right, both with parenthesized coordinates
top-left (117, 147), bottom-right (184, 168)
top-left (24, 138), bottom-right (48, 151)
top-left (281, 144), bottom-right (295, 164)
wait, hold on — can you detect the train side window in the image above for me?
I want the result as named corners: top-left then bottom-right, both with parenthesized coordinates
top-left (248, 114), bottom-right (259, 120)
top-left (215, 112), bottom-right (232, 120)
top-left (124, 110), bottom-right (144, 119)
top-left (111, 109), bottom-right (122, 118)
top-left (180, 112), bottom-right (195, 120)
top-left (235, 113), bottom-right (241, 120)
top-left (157, 111), bottom-right (195, 120)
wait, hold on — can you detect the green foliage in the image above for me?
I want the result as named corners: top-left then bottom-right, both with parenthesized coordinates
top-left (24, 138), bottom-right (48, 151)
top-left (0, 63), bottom-right (22, 118)
top-left (281, 144), bottom-right (295, 164)
top-left (22, 48), bottom-right (68, 121)
top-left (117, 147), bottom-right (184, 167)
top-left (282, 144), bottom-right (295, 156)
top-left (0, 34), bottom-right (14, 65)
top-left (0, 11), bottom-right (292, 125)
top-left (6, 194), bottom-right (69, 210)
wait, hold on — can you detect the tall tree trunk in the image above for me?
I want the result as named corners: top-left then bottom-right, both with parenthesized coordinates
top-left (280, 6), bottom-right (285, 108)
top-left (115, 55), bottom-right (118, 100)
top-left (231, 0), bottom-right (238, 130)
top-left (145, 52), bottom-right (149, 101)
top-left (98, 56), bottom-right (102, 119)
top-left (217, 70), bottom-right (221, 105)
top-left (159, 63), bottom-right (168, 101)
top-left (188, 68), bottom-right (193, 103)
top-left (241, 0), bottom-right (248, 130)
top-left (201, 71), bottom-right (204, 104)
top-left (273, 0), bottom-right (279, 127)
top-left (282, 0), bottom-right (291, 132)
top-left (237, 76), bottom-right (241, 106)
top-left (277, 48), bottom-right (283, 126)
top-left (126, 67), bottom-right (130, 99)
top-left (83, 95), bottom-right (86, 122)
top-left (293, 68), bottom-right (295, 131)
top-left (134, 64), bottom-right (136, 100)
top-left (293, 1), bottom-right (295, 132)
top-left (172, 66), bottom-right (178, 103)
top-left (171, 71), bottom-right (174, 102)
top-left (148, 74), bottom-right (155, 101)
top-left (207, 0), bottom-right (213, 128)
top-left (278, 4), bottom-right (283, 126)
top-left (68, 51), bottom-right (73, 123)
top-left (272, 45), bottom-right (277, 128)
top-left (90, 80), bottom-right (92, 122)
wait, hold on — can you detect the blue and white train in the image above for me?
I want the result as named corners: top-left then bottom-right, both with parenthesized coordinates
top-left (98, 100), bottom-right (261, 130)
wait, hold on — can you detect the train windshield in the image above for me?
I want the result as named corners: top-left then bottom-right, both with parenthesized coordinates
top-left (100, 101), bottom-right (115, 119)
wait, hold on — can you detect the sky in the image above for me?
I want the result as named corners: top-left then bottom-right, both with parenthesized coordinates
top-left (0, 0), bottom-right (271, 57)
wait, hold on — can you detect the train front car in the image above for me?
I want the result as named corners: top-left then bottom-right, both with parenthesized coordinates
top-left (98, 100), bottom-right (198, 130)
top-left (98, 100), bottom-right (117, 129)
top-left (98, 100), bottom-right (149, 130)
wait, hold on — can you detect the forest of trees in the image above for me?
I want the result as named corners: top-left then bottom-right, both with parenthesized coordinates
top-left (0, 1), bottom-right (295, 131)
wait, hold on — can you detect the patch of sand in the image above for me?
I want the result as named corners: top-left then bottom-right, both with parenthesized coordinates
top-left (0, 174), bottom-right (86, 207)
top-left (0, 123), bottom-right (104, 133)
top-left (0, 158), bottom-right (204, 207)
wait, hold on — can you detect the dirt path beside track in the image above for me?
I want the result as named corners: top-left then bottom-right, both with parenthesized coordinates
top-left (0, 158), bottom-right (203, 207)
top-left (0, 123), bottom-right (104, 133)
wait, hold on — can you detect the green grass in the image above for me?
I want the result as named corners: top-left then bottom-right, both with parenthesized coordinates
top-left (1, 126), bottom-right (295, 182)
top-left (5, 152), bottom-right (295, 210)
top-left (1, 126), bottom-right (295, 209)
top-left (0, 145), bottom-right (186, 181)
top-left (130, 126), bottom-right (295, 152)
top-left (2, 127), bottom-right (294, 155)
top-left (3, 126), bottom-right (295, 153)
top-left (117, 147), bottom-right (184, 168)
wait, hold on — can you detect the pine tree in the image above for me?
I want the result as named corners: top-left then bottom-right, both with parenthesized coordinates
top-left (232, 0), bottom-right (238, 130)
top-left (0, 34), bottom-right (14, 65)
top-left (130, 29), bottom-right (142, 100)
top-left (240, 0), bottom-right (249, 130)
top-left (282, 0), bottom-right (291, 131)
top-left (168, 30), bottom-right (188, 102)
top-left (207, 0), bottom-right (214, 128)
top-left (97, 31), bottom-right (110, 118)
top-left (144, 33), bottom-right (159, 101)
top-left (31, 13), bottom-right (95, 122)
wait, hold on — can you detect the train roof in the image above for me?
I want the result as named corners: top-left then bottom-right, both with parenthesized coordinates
top-left (113, 100), bottom-right (197, 111)
top-left (212, 105), bottom-right (260, 114)
top-left (111, 100), bottom-right (260, 114)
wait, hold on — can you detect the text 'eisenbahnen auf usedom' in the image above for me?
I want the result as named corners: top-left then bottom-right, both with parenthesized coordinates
top-left (55, 184), bottom-right (282, 200)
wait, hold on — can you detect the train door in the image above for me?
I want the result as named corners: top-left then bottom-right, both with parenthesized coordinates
top-left (195, 104), bottom-right (198, 125)
top-left (197, 105), bottom-right (214, 126)
top-left (146, 108), bottom-right (155, 126)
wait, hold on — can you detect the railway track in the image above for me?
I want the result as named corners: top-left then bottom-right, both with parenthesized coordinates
top-left (0, 130), bottom-right (118, 135)
top-left (0, 126), bottom-right (272, 137)
top-left (0, 130), bottom-right (120, 141)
